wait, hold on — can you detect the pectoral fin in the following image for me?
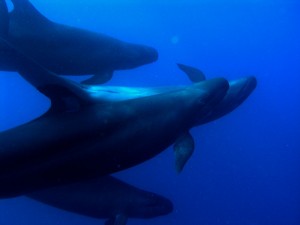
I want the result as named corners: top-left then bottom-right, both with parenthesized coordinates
top-left (81, 70), bottom-right (113, 85)
top-left (173, 131), bottom-right (195, 173)
top-left (105, 214), bottom-right (128, 225)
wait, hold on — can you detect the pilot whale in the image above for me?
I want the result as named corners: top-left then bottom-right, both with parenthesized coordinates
top-left (28, 175), bottom-right (173, 225)
top-left (0, 38), bottom-right (229, 198)
top-left (0, 0), bottom-right (158, 84)
top-left (173, 64), bottom-right (257, 172)
top-left (63, 63), bottom-right (256, 173)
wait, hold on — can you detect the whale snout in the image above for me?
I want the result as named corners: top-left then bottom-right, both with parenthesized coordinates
top-left (226, 76), bottom-right (257, 104)
top-left (195, 76), bottom-right (257, 125)
top-left (149, 195), bottom-right (173, 215)
top-left (142, 195), bottom-right (173, 218)
top-left (132, 44), bottom-right (158, 65)
top-left (130, 192), bottom-right (173, 218)
top-left (120, 43), bottom-right (158, 69)
top-left (141, 45), bottom-right (159, 63)
top-left (241, 76), bottom-right (257, 96)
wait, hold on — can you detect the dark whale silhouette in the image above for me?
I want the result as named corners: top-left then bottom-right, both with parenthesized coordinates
top-left (28, 176), bottom-right (173, 225)
top-left (176, 63), bottom-right (257, 125)
top-left (173, 64), bottom-right (257, 172)
top-left (62, 64), bottom-right (256, 173)
top-left (88, 64), bottom-right (257, 173)
top-left (0, 38), bottom-right (229, 198)
top-left (0, 0), bottom-right (158, 84)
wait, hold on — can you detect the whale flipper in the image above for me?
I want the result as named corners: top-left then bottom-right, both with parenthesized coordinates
top-left (81, 70), bottom-right (113, 85)
top-left (173, 131), bottom-right (195, 173)
top-left (177, 63), bottom-right (206, 83)
top-left (0, 0), bottom-right (9, 35)
top-left (105, 214), bottom-right (128, 225)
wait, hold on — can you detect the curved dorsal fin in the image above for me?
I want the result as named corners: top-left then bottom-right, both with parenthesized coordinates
top-left (177, 63), bottom-right (206, 83)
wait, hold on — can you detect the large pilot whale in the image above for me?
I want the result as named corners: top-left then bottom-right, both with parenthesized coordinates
top-left (70, 64), bottom-right (256, 173)
top-left (0, 0), bottom-right (158, 84)
top-left (0, 38), bottom-right (229, 198)
top-left (77, 64), bottom-right (257, 173)
top-left (28, 176), bottom-right (173, 225)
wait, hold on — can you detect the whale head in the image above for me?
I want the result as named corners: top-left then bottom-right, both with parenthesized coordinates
top-left (188, 78), bottom-right (230, 126)
top-left (112, 42), bottom-right (158, 69)
top-left (126, 191), bottom-right (173, 218)
top-left (196, 76), bottom-right (257, 125)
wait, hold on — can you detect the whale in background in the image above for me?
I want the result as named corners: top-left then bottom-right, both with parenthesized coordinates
top-left (0, 0), bottom-right (158, 84)
top-left (28, 176), bottom-right (173, 225)
top-left (0, 37), bottom-right (229, 198)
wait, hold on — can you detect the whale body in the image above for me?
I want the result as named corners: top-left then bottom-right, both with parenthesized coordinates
top-left (0, 0), bottom-right (158, 84)
top-left (0, 38), bottom-right (229, 197)
top-left (28, 176), bottom-right (173, 225)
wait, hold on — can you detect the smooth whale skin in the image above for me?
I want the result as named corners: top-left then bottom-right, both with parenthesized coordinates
top-left (197, 76), bottom-right (257, 125)
top-left (0, 0), bottom-right (158, 84)
top-left (28, 176), bottom-right (173, 225)
top-left (174, 64), bottom-right (257, 125)
top-left (0, 39), bottom-right (229, 198)
top-left (0, 78), bottom-right (228, 197)
top-left (76, 65), bottom-right (257, 173)
top-left (173, 64), bottom-right (257, 172)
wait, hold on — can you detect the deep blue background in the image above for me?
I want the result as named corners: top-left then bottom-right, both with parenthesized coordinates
top-left (0, 0), bottom-right (299, 224)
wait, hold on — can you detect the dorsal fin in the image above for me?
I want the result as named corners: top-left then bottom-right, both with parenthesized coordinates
top-left (10, 0), bottom-right (51, 27)
top-left (177, 63), bottom-right (206, 83)
top-left (0, 36), bottom-right (92, 113)
top-left (0, 0), bottom-right (9, 35)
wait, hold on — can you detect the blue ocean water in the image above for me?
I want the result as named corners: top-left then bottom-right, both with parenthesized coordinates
top-left (0, 0), bottom-right (299, 224)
